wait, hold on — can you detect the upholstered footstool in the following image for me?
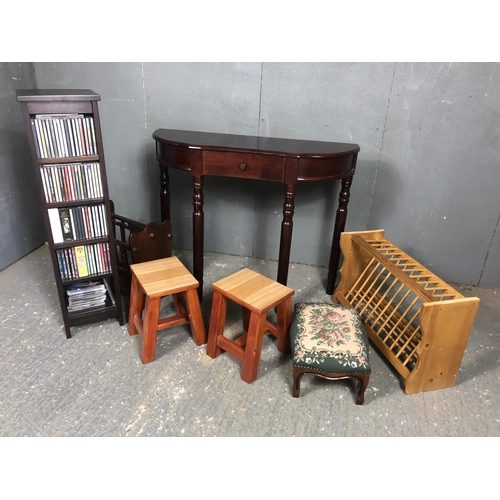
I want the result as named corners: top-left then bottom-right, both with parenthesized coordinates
top-left (291, 302), bottom-right (371, 404)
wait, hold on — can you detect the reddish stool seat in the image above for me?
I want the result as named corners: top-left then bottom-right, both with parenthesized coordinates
top-left (206, 268), bottom-right (294, 383)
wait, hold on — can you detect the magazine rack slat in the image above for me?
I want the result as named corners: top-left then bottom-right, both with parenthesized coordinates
top-left (333, 230), bottom-right (480, 394)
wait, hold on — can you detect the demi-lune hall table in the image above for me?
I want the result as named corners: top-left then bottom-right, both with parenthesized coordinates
top-left (153, 129), bottom-right (360, 300)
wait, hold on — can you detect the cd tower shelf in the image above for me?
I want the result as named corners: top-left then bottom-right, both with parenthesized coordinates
top-left (17, 89), bottom-right (124, 338)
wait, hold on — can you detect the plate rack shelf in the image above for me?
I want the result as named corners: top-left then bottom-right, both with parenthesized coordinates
top-left (333, 229), bottom-right (480, 394)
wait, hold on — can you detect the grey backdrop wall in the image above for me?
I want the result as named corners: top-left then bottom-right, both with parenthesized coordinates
top-left (0, 62), bottom-right (45, 270)
top-left (3, 62), bottom-right (499, 288)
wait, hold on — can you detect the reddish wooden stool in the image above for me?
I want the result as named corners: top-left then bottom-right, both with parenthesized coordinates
top-left (206, 268), bottom-right (295, 383)
top-left (128, 256), bottom-right (206, 364)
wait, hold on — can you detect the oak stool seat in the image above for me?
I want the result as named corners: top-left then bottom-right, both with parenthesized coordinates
top-left (291, 302), bottom-right (371, 404)
top-left (128, 256), bottom-right (206, 364)
top-left (206, 268), bottom-right (295, 384)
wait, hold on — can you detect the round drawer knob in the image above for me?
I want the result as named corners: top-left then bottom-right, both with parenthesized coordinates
top-left (239, 163), bottom-right (247, 171)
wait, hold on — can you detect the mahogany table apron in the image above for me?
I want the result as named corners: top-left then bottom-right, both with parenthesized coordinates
top-left (153, 129), bottom-right (360, 300)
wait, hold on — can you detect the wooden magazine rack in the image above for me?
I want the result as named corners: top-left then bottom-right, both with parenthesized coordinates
top-left (333, 230), bottom-right (480, 394)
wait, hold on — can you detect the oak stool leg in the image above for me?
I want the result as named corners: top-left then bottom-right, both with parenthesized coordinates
top-left (128, 273), bottom-right (144, 336)
top-left (206, 291), bottom-right (228, 358)
top-left (241, 307), bottom-right (251, 332)
top-left (241, 312), bottom-right (268, 384)
top-left (185, 288), bottom-right (207, 346)
top-left (276, 296), bottom-right (292, 354)
top-left (173, 293), bottom-right (187, 317)
top-left (140, 296), bottom-right (161, 364)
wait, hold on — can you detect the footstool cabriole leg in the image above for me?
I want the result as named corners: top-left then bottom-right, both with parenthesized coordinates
top-left (206, 291), bottom-right (228, 358)
top-left (128, 273), bottom-right (144, 336)
top-left (355, 374), bottom-right (369, 405)
top-left (241, 312), bottom-right (267, 384)
top-left (292, 368), bottom-right (304, 398)
top-left (276, 296), bottom-right (292, 354)
top-left (140, 296), bottom-right (161, 364)
top-left (185, 287), bottom-right (207, 346)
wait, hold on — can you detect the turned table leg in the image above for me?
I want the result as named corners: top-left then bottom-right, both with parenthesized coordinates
top-left (326, 175), bottom-right (353, 295)
top-left (192, 175), bottom-right (204, 302)
top-left (277, 183), bottom-right (296, 287)
top-left (159, 163), bottom-right (170, 223)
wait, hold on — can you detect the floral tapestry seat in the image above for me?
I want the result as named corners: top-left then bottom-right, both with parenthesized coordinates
top-left (291, 302), bottom-right (371, 404)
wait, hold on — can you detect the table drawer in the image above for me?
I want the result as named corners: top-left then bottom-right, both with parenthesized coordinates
top-left (297, 155), bottom-right (355, 181)
top-left (203, 151), bottom-right (285, 181)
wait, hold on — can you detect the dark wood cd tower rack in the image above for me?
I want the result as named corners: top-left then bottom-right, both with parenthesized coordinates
top-left (17, 89), bottom-right (124, 338)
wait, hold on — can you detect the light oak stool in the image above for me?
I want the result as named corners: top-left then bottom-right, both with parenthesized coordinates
top-left (128, 256), bottom-right (206, 364)
top-left (206, 268), bottom-right (295, 383)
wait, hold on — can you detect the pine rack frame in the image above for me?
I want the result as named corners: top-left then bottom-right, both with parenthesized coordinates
top-left (333, 230), bottom-right (480, 394)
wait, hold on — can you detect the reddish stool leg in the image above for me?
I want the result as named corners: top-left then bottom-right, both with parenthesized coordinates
top-left (206, 291), bottom-right (228, 358)
top-left (242, 307), bottom-right (250, 331)
top-left (241, 312), bottom-right (267, 383)
top-left (128, 273), bottom-right (144, 336)
top-left (185, 288), bottom-right (207, 346)
top-left (276, 296), bottom-right (292, 354)
top-left (140, 296), bottom-right (161, 364)
top-left (173, 293), bottom-right (187, 316)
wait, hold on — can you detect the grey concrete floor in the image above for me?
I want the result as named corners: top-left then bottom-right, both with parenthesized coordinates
top-left (1, 243), bottom-right (499, 438)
